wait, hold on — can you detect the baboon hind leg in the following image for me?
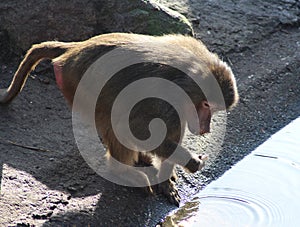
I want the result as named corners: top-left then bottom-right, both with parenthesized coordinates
top-left (106, 146), bottom-right (154, 194)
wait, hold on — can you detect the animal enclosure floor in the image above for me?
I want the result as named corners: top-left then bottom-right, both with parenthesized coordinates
top-left (1, 0), bottom-right (300, 226)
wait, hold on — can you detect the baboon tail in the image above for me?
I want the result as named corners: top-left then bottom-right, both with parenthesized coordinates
top-left (0, 41), bottom-right (72, 104)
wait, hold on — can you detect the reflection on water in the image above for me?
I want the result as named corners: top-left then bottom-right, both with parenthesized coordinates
top-left (161, 197), bottom-right (200, 226)
top-left (160, 117), bottom-right (300, 227)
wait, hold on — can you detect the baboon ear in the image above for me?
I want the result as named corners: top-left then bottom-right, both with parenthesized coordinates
top-left (197, 100), bottom-right (212, 135)
top-left (201, 100), bottom-right (210, 109)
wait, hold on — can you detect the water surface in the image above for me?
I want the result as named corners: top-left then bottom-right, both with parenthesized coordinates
top-left (161, 117), bottom-right (300, 227)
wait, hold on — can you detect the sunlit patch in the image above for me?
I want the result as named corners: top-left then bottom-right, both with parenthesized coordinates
top-left (0, 164), bottom-right (101, 226)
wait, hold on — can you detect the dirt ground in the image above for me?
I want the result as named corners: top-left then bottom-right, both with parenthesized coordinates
top-left (0, 0), bottom-right (299, 226)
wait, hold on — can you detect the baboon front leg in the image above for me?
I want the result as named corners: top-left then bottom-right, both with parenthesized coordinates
top-left (155, 160), bottom-right (181, 206)
top-left (154, 140), bottom-right (207, 173)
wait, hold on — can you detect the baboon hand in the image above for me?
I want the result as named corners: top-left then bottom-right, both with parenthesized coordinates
top-left (185, 154), bottom-right (208, 173)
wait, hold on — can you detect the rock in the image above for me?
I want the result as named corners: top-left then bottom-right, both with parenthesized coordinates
top-left (0, 30), bottom-right (13, 62)
top-left (0, 0), bottom-right (193, 56)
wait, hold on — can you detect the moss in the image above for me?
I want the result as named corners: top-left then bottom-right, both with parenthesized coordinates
top-left (145, 15), bottom-right (193, 36)
top-left (128, 2), bottom-right (193, 36)
top-left (128, 9), bottom-right (150, 17)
